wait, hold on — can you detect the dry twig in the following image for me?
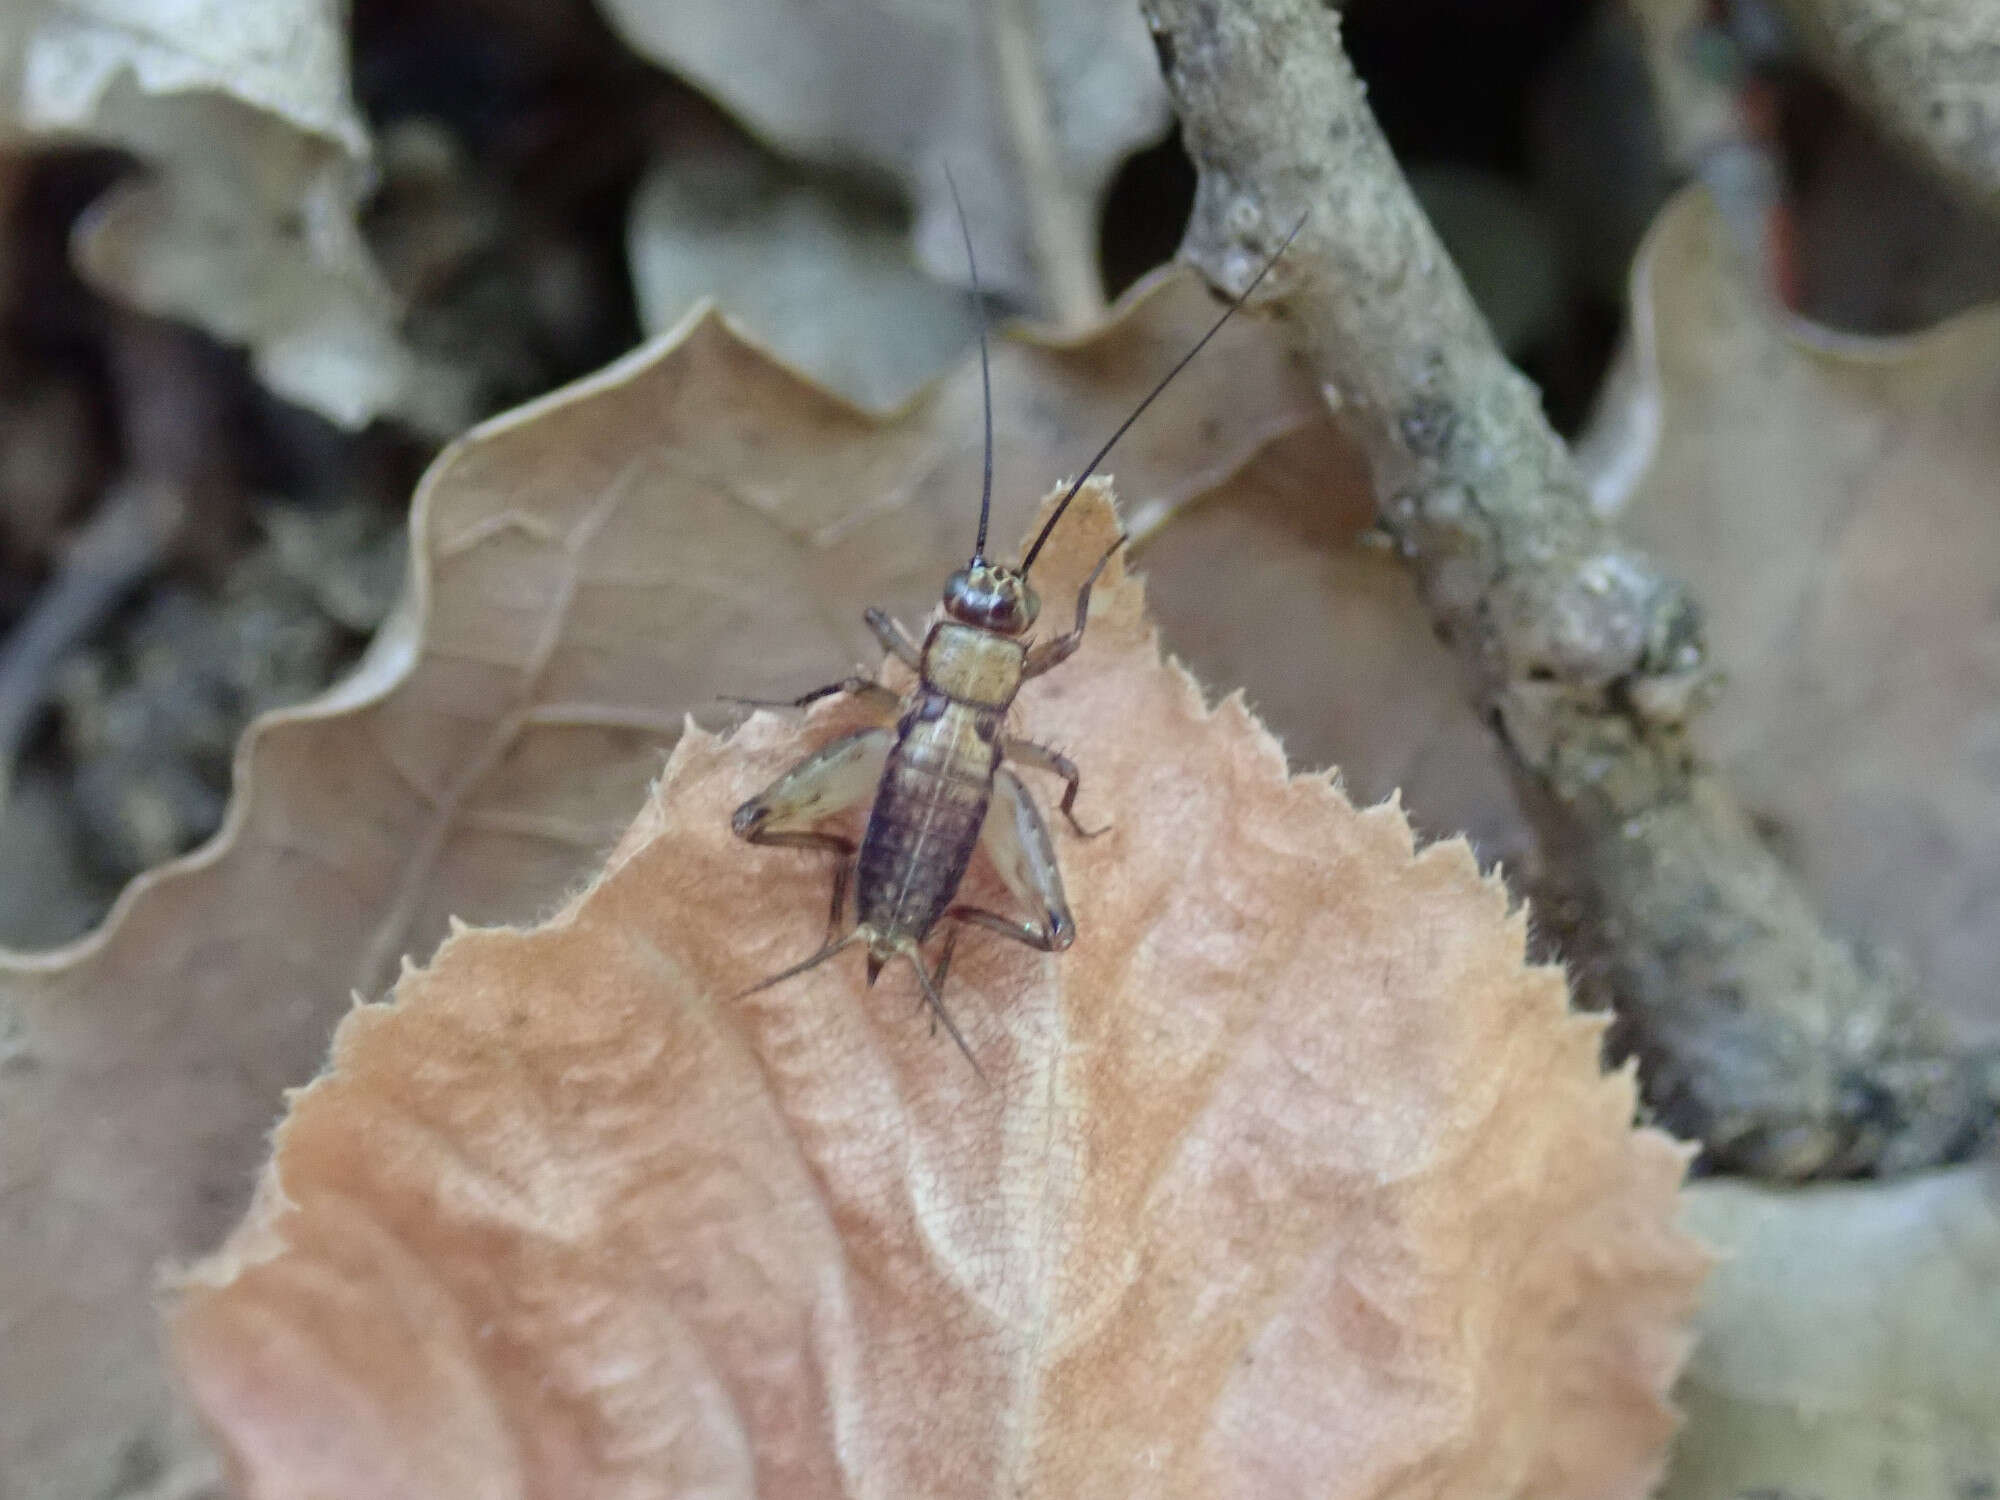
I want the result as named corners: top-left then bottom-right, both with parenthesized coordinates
top-left (1140, 0), bottom-right (1996, 1178)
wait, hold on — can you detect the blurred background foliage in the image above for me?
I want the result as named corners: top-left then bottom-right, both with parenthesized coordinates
top-left (2, 0), bottom-right (1998, 953)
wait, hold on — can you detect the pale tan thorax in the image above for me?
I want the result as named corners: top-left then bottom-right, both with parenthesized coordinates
top-left (920, 621), bottom-right (1026, 710)
top-left (894, 702), bottom-right (997, 794)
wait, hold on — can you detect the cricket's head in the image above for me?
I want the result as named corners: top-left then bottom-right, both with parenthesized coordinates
top-left (943, 559), bottom-right (1040, 635)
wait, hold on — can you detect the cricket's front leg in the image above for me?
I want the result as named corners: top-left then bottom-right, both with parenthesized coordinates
top-left (1001, 736), bottom-right (1107, 838)
top-left (1022, 536), bottom-right (1122, 679)
top-left (864, 607), bottom-right (923, 670)
top-left (951, 767), bottom-right (1077, 954)
top-left (725, 676), bottom-right (901, 720)
top-left (733, 727), bottom-right (894, 937)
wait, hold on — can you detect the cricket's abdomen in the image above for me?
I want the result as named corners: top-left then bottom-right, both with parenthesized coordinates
top-left (857, 698), bottom-right (999, 945)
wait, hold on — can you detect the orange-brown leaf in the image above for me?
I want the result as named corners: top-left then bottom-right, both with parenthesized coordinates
top-left (175, 488), bottom-right (1704, 1499)
top-left (0, 269), bottom-right (1325, 1496)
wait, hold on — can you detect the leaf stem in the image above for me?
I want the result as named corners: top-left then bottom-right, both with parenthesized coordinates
top-left (983, 0), bottom-right (1106, 328)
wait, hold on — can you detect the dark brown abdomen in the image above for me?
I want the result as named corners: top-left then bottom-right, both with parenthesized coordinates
top-left (857, 710), bottom-right (994, 944)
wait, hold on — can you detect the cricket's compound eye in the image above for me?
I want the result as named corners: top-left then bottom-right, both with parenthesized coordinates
top-left (943, 562), bottom-right (1041, 634)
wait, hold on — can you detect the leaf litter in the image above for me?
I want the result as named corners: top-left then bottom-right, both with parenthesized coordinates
top-left (173, 484), bottom-right (1704, 1500)
top-left (16, 166), bottom-right (1995, 1496)
top-left (0, 0), bottom-right (465, 431)
top-left (596, 0), bottom-right (1169, 320)
top-left (1600, 188), bottom-right (2000, 1046)
top-left (0, 268), bottom-right (1328, 1499)
top-left (1145, 184), bottom-right (2000, 1060)
top-left (1666, 1163), bottom-right (2000, 1499)
top-left (627, 143), bottom-right (984, 410)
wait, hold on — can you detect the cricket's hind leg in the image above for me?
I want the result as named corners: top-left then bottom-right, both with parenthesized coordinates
top-left (913, 773), bottom-right (1075, 1081)
top-left (733, 726), bottom-right (892, 839)
top-left (733, 726), bottom-right (892, 940)
top-left (948, 767), bottom-right (1077, 957)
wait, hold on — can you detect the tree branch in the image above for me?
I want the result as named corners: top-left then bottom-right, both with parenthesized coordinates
top-left (1140, 0), bottom-right (1996, 1178)
top-left (1775, 0), bottom-right (2000, 215)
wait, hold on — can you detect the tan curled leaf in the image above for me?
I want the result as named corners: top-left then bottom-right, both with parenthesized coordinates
top-left (1663, 1164), bottom-right (2000, 1500)
top-left (628, 148), bottom-right (983, 409)
top-left (1599, 188), bottom-right (2000, 1044)
top-left (0, 270), bottom-right (1326, 1498)
top-left (0, 0), bottom-right (462, 430)
top-left (1137, 425), bottom-right (1534, 871)
top-left (173, 485), bottom-right (1704, 1499)
top-left (596, 0), bottom-right (1167, 322)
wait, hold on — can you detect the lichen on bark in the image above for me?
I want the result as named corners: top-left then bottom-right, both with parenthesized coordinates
top-left (1775, 0), bottom-right (2000, 216)
top-left (1140, 0), bottom-right (1996, 1178)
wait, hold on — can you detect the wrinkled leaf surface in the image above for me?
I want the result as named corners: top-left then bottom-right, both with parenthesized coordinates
top-left (176, 489), bottom-right (1704, 1499)
top-left (0, 270), bottom-right (1323, 1498)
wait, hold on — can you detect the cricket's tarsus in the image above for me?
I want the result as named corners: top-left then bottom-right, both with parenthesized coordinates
top-left (729, 194), bottom-right (1311, 1077)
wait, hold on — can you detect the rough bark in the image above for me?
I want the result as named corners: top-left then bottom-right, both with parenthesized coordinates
top-left (1776, 0), bottom-right (2000, 215)
top-left (1139, 0), bottom-right (1996, 1178)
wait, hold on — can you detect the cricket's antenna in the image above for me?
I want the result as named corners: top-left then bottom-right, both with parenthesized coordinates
top-left (943, 166), bottom-right (995, 564)
top-left (1020, 210), bottom-right (1312, 575)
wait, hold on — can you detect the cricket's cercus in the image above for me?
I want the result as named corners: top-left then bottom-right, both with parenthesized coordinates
top-left (729, 192), bottom-right (1308, 1078)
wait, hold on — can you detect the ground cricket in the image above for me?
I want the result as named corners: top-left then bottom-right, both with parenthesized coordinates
top-left (731, 191), bottom-right (1306, 1075)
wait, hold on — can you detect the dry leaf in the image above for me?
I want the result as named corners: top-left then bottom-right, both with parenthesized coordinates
top-left (1137, 426), bottom-right (1534, 872)
top-left (595, 0), bottom-right (1168, 321)
top-left (0, 0), bottom-right (462, 431)
top-left (628, 148), bottom-right (981, 409)
top-left (174, 485), bottom-right (1704, 1499)
top-left (1663, 1164), bottom-right (2000, 1499)
top-left (1599, 188), bottom-right (2000, 1044)
top-left (0, 270), bottom-right (1325, 1498)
